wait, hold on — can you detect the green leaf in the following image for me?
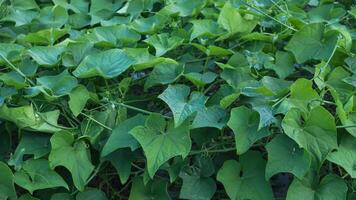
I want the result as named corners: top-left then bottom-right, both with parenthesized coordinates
top-left (227, 106), bottom-right (270, 154)
top-left (184, 72), bottom-right (217, 87)
top-left (14, 159), bottom-right (68, 194)
top-left (27, 46), bottom-right (65, 66)
top-left (144, 63), bottom-right (183, 90)
top-left (73, 49), bottom-right (136, 79)
top-left (179, 173), bottom-right (216, 200)
top-left (190, 19), bottom-right (224, 40)
top-left (102, 149), bottom-right (133, 184)
top-left (130, 114), bottom-right (191, 178)
top-left (286, 175), bottom-right (348, 200)
top-left (92, 25), bottom-right (140, 47)
top-left (12, 0), bottom-right (38, 10)
top-left (266, 135), bottom-right (311, 180)
top-left (285, 23), bottom-right (339, 63)
top-left (76, 188), bottom-right (107, 200)
top-left (192, 105), bottom-right (227, 130)
top-left (0, 162), bottom-right (17, 200)
top-left (128, 177), bottom-right (171, 200)
top-left (265, 51), bottom-right (295, 79)
top-left (327, 133), bottom-right (356, 178)
top-left (8, 132), bottom-right (51, 170)
top-left (278, 78), bottom-right (320, 114)
top-left (0, 105), bottom-right (61, 133)
top-left (164, 0), bottom-right (206, 17)
top-left (49, 131), bottom-right (94, 191)
top-left (24, 28), bottom-right (69, 45)
top-left (131, 14), bottom-right (169, 34)
top-left (36, 70), bottom-right (78, 97)
top-left (68, 85), bottom-right (90, 117)
top-left (282, 106), bottom-right (337, 164)
top-left (217, 151), bottom-right (274, 200)
top-left (144, 33), bottom-right (184, 56)
top-left (101, 114), bottom-right (147, 156)
top-left (159, 84), bottom-right (207, 127)
top-left (0, 43), bottom-right (24, 64)
top-left (124, 48), bottom-right (178, 71)
top-left (218, 2), bottom-right (258, 35)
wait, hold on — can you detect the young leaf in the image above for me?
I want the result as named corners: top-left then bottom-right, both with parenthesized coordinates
top-left (129, 177), bottom-right (171, 200)
top-left (282, 106), bottom-right (337, 165)
top-left (73, 49), bottom-right (136, 79)
top-left (286, 175), bottom-right (347, 200)
top-left (159, 84), bottom-right (207, 127)
top-left (227, 106), bottom-right (270, 154)
top-left (266, 135), bottom-right (311, 180)
top-left (0, 162), bottom-right (17, 200)
top-left (130, 114), bottom-right (191, 178)
top-left (217, 151), bottom-right (274, 200)
top-left (49, 131), bottom-right (94, 191)
top-left (285, 23), bottom-right (339, 63)
top-left (14, 159), bottom-right (68, 194)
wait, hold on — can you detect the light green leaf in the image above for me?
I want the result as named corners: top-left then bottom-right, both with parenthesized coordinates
top-left (14, 159), bottom-right (68, 194)
top-left (0, 43), bottom-right (24, 64)
top-left (144, 63), bottom-right (183, 90)
top-left (68, 85), bottom-right (90, 117)
top-left (24, 28), bottom-right (69, 45)
top-left (327, 133), bottom-right (356, 178)
top-left (27, 46), bottom-right (65, 66)
top-left (92, 25), bottom-right (140, 47)
top-left (285, 23), bottom-right (339, 63)
top-left (190, 19), bottom-right (224, 40)
top-left (159, 84), bottom-right (207, 127)
top-left (286, 175), bottom-right (347, 200)
top-left (49, 131), bottom-right (94, 191)
top-left (36, 70), bottom-right (78, 97)
top-left (217, 151), bottom-right (274, 200)
top-left (164, 0), bottom-right (206, 17)
top-left (266, 135), bottom-right (311, 180)
top-left (265, 51), bottom-right (295, 79)
top-left (144, 33), bottom-right (184, 56)
top-left (0, 162), bottom-right (17, 200)
top-left (73, 49), bottom-right (136, 79)
top-left (130, 114), bottom-right (191, 178)
top-left (0, 105), bottom-right (61, 133)
top-left (131, 14), bottom-right (169, 34)
top-left (184, 72), bottom-right (217, 87)
top-left (218, 2), bottom-right (258, 35)
top-left (282, 106), bottom-right (337, 164)
top-left (123, 48), bottom-right (178, 71)
top-left (192, 105), bottom-right (227, 130)
top-left (227, 106), bottom-right (270, 154)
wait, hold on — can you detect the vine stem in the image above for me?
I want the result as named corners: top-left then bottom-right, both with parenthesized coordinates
top-left (113, 102), bottom-right (171, 119)
top-left (0, 54), bottom-right (35, 86)
top-left (80, 112), bottom-right (113, 131)
top-left (241, 1), bottom-right (297, 31)
top-left (189, 147), bottom-right (236, 156)
top-left (336, 124), bottom-right (356, 129)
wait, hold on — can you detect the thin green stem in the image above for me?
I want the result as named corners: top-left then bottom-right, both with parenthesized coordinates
top-left (0, 54), bottom-right (35, 86)
top-left (80, 112), bottom-right (113, 131)
top-left (241, 1), bottom-right (297, 31)
top-left (189, 147), bottom-right (236, 155)
top-left (336, 124), bottom-right (356, 129)
top-left (113, 102), bottom-right (171, 119)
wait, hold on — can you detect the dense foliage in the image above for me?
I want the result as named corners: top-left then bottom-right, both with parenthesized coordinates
top-left (0, 0), bottom-right (355, 199)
